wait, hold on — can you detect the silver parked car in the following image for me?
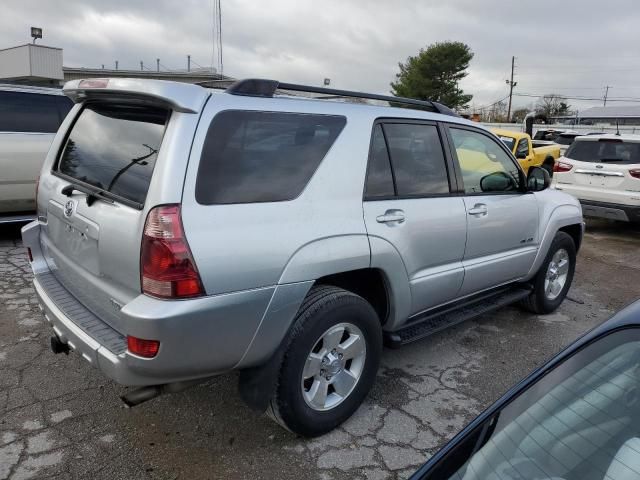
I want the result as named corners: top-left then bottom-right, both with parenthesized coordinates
top-left (0, 84), bottom-right (72, 222)
top-left (22, 78), bottom-right (583, 437)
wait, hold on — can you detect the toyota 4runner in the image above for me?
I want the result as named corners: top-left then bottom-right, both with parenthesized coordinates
top-left (22, 78), bottom-right (584, 437)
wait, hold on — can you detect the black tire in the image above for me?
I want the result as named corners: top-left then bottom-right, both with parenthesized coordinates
top-left (267, 285), bottom-right (382, 437)
top-left (521, 231), bottom-right (576, 314)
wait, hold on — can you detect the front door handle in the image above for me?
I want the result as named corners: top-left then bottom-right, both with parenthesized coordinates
top-left (376, 209), bottom-right (405, 224)
top-left (467, 203), bottom-right (488, 216)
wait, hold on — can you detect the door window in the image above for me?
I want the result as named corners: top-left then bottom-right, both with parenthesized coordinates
top-left (450, 128), bottom-right (522, 194)
top-left (383, 123), bottom-right (449, 196)
top-left (364, 124), bottom-right (395, 198)
top-left (516, 138), bottom-right (529, 158)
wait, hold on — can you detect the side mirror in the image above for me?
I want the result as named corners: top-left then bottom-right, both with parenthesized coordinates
top-left (527, 166), bottom-right (550, 192)
top-left (480, 171), bottom-right (516, 192)
top-left (516, 151), bottom-right (527, 159)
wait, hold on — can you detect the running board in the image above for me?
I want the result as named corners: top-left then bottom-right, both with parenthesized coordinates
top-left (385, 286), bottom-right (532, 348)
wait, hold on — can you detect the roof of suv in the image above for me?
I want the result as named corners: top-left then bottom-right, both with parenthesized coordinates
top-left (574, 133), bottom-right (640, 143)
top-left (62, 77), bottom-right (478, 127)
top-left (0, 83), bottom-right (65, 96)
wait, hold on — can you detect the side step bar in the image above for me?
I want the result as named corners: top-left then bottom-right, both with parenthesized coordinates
top-left (0, 213), bottom-right (36, 224)
top-left (385, 286), bottom-right (532, 348)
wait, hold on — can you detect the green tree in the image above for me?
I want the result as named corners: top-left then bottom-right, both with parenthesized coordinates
top-left (391, 41), bottom-right (474, 110)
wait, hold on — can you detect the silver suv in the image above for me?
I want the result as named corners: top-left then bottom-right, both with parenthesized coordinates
top-left (22, 78), bottom-right (583, 437)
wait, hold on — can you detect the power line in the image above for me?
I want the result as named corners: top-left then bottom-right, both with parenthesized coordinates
top-left (513, 92), bottom-right (640, 103)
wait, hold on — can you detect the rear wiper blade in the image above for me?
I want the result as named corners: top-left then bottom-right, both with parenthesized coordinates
top-left (61, 183), bottom-right (115, 206)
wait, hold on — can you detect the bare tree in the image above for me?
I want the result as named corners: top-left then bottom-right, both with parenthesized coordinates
top-left (536, 95), bottom-right (571, 118)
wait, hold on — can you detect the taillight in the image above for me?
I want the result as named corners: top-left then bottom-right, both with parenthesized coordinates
top-left (141, 205), bottom-right (204, 299)
top-left (27, 248), bottom-right (33, 262)
top-left (630, 169), bottom-right (640, 179)
top-left (554, 161), bottom-right (573, 173)
top-left (127, 336), bottom-right (160, 358)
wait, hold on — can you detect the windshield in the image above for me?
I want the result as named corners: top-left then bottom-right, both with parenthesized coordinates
top-left (424, 329), bottom-right (640, 480)
top-left (565, 139), bottom-right (640, 164)
top-left (497, 135), bottom-right (516, 151)
top-left (57, 103), bottom-right (169, 205)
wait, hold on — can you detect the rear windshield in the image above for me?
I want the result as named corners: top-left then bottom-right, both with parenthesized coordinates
top-left (57, 103), bottom-right (169, 205)
top-left (555, 134), bottom-right (577, 145)
top-left (497, 136), bottom-right (515, 150)
top-left (565, 139), bottom-right (640, 164)
top-left (196, 110), bottom-right (346, 204)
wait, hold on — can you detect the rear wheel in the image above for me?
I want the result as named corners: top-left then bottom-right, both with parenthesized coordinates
top-left (521, 231), bottom-right (576, 314)
top-left (267, 285), bottom-right (382, 437)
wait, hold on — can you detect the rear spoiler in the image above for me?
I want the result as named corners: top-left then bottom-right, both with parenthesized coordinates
top-left (62, 78), bottom-right (210, 113)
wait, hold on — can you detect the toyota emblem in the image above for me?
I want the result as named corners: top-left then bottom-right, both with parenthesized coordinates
top-left (64, 200), bottom-right (75, 218)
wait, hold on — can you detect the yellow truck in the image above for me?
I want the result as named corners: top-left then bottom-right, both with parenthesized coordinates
top-left (491, 128), bottom-right (560, 175)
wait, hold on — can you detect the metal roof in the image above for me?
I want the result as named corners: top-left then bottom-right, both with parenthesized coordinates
top-left (579, 106), bottom-right (640, 118)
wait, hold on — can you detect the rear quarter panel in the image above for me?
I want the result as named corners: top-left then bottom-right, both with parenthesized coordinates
top-left (180, 94), bottom-right (374, 296)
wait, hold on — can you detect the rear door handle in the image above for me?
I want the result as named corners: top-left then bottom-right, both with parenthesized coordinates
top-left (467, 204), bottom-right (488, 216)
top-left (376, 209), bottom-right (405, 224)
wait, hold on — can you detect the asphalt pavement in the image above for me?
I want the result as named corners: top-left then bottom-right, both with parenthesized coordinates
top-left (1, 219), bottom-right (639, 480)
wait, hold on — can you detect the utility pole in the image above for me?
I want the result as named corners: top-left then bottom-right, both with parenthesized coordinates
top-left (156, 58), bottom-right (160, 72)
top-left (604, 85), bottom-right (611, 107)
top-left (187, 55), bottom-right (191, 72)
top-left (140, 61), bottom-right (144, 71)
top-left (506, 56), bottom-right (517, 122)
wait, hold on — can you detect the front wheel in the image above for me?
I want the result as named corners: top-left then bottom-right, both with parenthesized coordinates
top-left (267, 285), bottom-right (382, 437)
top-left (521, 231), bottom-right (576, 314)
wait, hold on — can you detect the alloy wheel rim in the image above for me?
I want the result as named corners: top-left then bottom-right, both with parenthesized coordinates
top-left (544, 248), bottom-right (570, 300)
top-left (301, 322), bottom-right (366, 411)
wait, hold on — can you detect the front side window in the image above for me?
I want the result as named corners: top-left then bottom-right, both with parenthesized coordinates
top-left (0, 91), bottom-right (64, 133)
top-left (566, 139), bottom-right (640, 165)
top-left (58, 103), bottom-right (168, 205)
top-left (383, 123), bottom-right (449, 196)
top-left (423, 329), bottom-right (640, 480)
top-left (450, 128), bottom-right (521, 194)
top-left (196, 111), bottom-right (346, 204)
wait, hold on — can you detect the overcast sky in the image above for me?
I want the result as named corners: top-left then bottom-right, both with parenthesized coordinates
top-left (3, 0), bottom-right (640, 112)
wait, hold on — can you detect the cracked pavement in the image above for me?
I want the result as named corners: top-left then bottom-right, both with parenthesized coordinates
top-left (1, 219), bottom-right (639, 480)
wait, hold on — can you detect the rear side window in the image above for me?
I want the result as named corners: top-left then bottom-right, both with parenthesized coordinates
top-left (566, 140), bottom-right (640, 164)
top-left (57, 103), bottom-right (169, 206)
top-left (365, 125), bottom-right (395, 198)
top-left (383, 123), bottom-right (449, 196)
top-left (0, 91), bottom-right (66, 133)
top-left (196, 111), bottom-right (346, 204)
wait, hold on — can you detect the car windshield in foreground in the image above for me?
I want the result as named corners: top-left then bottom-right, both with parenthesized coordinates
top-left (565, 139), bottom-right (640, 164)
top-left (421, 328), bottom-right (640, 480)
top-left (57, 103), bottom-right (169, 205)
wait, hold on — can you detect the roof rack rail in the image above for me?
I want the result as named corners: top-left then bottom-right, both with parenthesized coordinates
top-left (223, 78), bottom-right (459, 117)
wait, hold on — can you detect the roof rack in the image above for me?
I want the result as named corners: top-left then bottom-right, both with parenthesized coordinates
top-left (221, 78), bottom-right (459, 117)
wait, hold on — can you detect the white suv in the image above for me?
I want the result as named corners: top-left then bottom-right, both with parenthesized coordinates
top-left (553, 134), bottom-right (640, 223)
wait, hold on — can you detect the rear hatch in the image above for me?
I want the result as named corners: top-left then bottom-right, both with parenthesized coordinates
top-left (556, 137), bottom-right (640, 203)
top-left (40, 101), bottom-right (170, 333)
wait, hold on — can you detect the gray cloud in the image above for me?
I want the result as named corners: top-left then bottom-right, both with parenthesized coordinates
top-left (3, 0), bottom-right (640, 111)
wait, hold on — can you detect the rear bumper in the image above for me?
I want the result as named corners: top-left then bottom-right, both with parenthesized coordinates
top-left (580, 200), bottom-right (640, 223)
top-left (22, 220), bottom-right (277, 386)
